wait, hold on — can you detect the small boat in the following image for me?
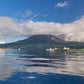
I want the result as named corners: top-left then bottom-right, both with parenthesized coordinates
top-left (54, 47), bottom-right (58, 50)
top-left (63, 47), bottom-right (70, 51)
top-left (46, 48), bottom-right (54, 51)
top-left (18, 48), bottom-right (21, 50)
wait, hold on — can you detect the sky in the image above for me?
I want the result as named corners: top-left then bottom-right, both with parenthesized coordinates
top-left (0, 0), bottom-right (84, 43)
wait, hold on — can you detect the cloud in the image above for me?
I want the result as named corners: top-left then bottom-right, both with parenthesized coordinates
top-left (16, 10), bottom-right (37, 19)
top-left (0, 41), bottom-right (5, 44)
top-left (43, 14), bottom-right (48, 17)
top-left (54, 1), bottom-right (68, 7)
top-left (0, 17), bottom-right (22, 38)
top-left (0, 16), bottom-right (84, 42)
top-left (23, 10), bottom-right (32, 18)
top-left (33, 14), bottom-right (37, 17)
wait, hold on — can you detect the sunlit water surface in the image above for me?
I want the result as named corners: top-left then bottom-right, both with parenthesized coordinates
top-left (0, 49), bottom-right (84, 84)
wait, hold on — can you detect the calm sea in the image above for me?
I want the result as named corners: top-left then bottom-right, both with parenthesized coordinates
top-left (0, 49), bottom-right (84, 84)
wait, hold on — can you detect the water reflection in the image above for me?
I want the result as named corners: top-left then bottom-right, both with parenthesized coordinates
top-left (0, 49), bottom-right (84, 83)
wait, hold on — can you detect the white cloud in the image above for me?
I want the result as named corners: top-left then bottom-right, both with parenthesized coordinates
top-left (0, 17), bottom-right (22, 38)
top-left (0, 41), bottom-right (5, 44)
top-left (43, 14), bottom-right (48, 17)
top-left (54, 1), bottom-right (68, 7)
top-left (17, 10), bottom-right (37, 19)
top-left (0, 16), bottom-right (84, 42)
top-left (33, 14), bottom-right (37, 17)
top-left (23, 10), bottom-right (32, 18)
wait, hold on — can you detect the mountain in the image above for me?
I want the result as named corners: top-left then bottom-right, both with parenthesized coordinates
top-left (27, 34), bottom-right (64, 43)
top-left (0, 34), bottom-right (64, 48)
top-left (0, 34), bottom-right (84, 49)
top-left (57, 34), bottom-right (66, 41)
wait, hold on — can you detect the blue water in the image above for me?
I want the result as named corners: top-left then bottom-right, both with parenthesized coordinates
top-left (0, 49), bottom-right (84, 84)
